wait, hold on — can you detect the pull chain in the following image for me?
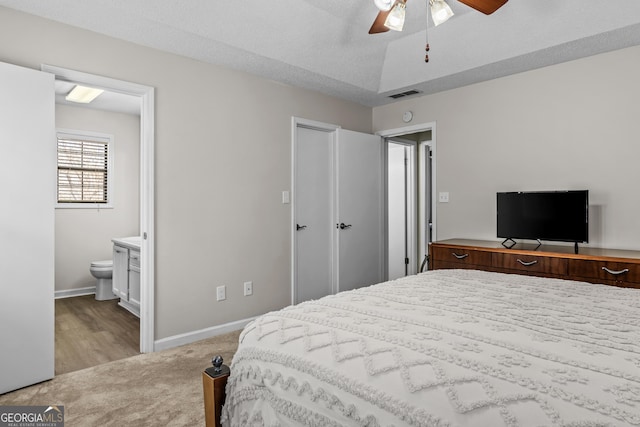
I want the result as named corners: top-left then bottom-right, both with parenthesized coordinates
top-left (425, 0), bottom-right (430, 62)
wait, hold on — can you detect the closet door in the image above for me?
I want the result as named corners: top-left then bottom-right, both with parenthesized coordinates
top-left (293, 124), bottom-right (383, 303)
top-left (293, 125), bottom-right (335, 303)
top-left (336, 129), bottom-right (383, 292)
top-left (0, 62), bottom-right (55, 393)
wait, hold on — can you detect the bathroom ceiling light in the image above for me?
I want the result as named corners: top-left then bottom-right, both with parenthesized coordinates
top-left (65, 85), bottom-right (104, 103)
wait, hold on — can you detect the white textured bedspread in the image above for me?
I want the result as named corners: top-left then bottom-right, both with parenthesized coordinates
top-left (222, 270), bottom-right (640, 426)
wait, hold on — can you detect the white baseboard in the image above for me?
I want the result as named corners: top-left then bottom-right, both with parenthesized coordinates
top-left (118, 300), bottom-right (140, 318)
top-left (153, 316), bottom-right (257, 352)
top-left (55, 286), bottom-right (96, 299)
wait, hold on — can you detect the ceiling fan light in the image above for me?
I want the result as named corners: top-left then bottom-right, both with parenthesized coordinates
top-left (374, 0), bottom-right (394, 12)
top-left (430, 0), bottom-right (454, 26)
top-left (384, 1), bottom-right (406, 31)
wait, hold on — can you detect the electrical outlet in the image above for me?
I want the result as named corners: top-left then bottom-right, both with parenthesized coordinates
top-left (216, 285), bottom-right (226, 301)
top-left (439, 192), bottom-right (449, 203)
top-left (243, 281), bottom-right (253, 296)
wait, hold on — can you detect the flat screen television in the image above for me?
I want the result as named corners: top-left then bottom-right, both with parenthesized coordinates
top-left (497, 190), bottom-right (589, 248)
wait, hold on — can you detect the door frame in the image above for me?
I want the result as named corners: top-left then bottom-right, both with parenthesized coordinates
top-left (377, 122), bottom-right (437, 272)
top-left (290, 117), bottom-right (340, 305)
top-left (42, 65), bottom-right (156, 353)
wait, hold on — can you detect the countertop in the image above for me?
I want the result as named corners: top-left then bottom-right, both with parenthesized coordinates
top-left (112, 236), bottom-right (141, 251)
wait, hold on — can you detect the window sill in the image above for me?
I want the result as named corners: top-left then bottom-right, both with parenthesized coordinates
top-left (56, 203), bottom-right (113, 210)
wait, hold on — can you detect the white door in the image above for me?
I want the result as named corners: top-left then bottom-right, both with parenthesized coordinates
top-left (387, 140), bottom-right (417, 279)
top-left (113, 245), bottom-right (130, 299)
top-left (388, 143), bottom-right (408, 279)
top-left (293, 124), bottom-right (383, 302)
top-left (0, 62), bottom-right (55, 393)
top-left (294, 126), bottom-right (335, 303)
top-left (336, 129), bottom-right (383, 292)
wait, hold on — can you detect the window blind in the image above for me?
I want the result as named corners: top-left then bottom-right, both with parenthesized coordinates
top-left (57, 137), bottom-right (109, 203)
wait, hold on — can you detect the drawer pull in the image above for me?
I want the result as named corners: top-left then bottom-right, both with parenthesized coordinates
top-left (602, 267), bottom-right (629, 276)
top-left (452, 252), bottom-right (469, 260)
top-left (517, 259), bottom-right (538, 267)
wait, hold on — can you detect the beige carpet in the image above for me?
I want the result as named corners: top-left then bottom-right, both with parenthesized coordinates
top-left (0, 330), bottom-right (241, 426)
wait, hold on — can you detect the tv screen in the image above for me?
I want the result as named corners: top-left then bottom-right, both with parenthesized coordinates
top-left (497, 190), bottom-right (589, 243)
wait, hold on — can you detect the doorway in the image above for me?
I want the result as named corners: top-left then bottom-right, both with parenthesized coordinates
top-left (381, 123), bottom-right (436, 277)
top-left (387, 140), bottom-right (416, 280)
top-left (42, 65), bottom-right (155, 354)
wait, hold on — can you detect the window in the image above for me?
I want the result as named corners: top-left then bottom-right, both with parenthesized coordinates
top-left (56, 130), bottom-right (113, 208)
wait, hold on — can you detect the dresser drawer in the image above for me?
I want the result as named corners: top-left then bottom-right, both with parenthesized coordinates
top-left (431, 246), bottom-right (492, 266)
top-left (569, 259), bottom-right (640, 284)
top-left (492, 252), bottom-right (568, 275)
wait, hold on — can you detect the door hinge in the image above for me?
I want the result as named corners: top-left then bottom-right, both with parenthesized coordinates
top-left (405, 257), bottom-right (410, 265)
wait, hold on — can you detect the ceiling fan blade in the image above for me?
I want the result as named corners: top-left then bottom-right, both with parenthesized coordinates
top-left (369, 9), bottom-right (391, 34)
top-left (457, 0), bottom-right (508, 14)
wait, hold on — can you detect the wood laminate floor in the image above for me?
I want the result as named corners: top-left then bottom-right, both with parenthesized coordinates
top-left (55, 295), bottom-right (140, 375)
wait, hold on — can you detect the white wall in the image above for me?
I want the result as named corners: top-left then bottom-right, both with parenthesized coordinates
top-left (373, 45), bottom-right (640, 251)
top-left (0, 6), bottom-right (372, 340)
top-left (55, 105), bottom-right (140, 293)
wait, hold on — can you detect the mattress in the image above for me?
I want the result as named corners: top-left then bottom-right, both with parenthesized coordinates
top-left (222, 269), bottom-right (640, 426)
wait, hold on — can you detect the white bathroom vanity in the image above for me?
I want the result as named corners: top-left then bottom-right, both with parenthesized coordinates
top-left (112, 236), bottom-right (142, 318)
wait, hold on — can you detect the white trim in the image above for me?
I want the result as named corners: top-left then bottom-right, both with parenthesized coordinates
top-left (139, 88), bottom-right (155, 353)
top-left (376, 122), bottom-right (435, 139)
top-left (41, 64), bottom-right (156, 353)
top-left (154, 316), bottom-right (256, 352)
top-left (290, 117), bottom-right (340, 306)
top-left (429, 125), bottom-right (437, 245)
top-left (418, 140), bottom-right (436, 268)
top-left (118, 300), bottom-right (140, 318)
top-left (54, 286), bottom-right (95, 299)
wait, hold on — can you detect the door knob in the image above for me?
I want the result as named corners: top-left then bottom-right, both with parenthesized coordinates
top-left (338, 223), bottom-right (352, 230)
top-left (296, 224), bottom-right (307, 231)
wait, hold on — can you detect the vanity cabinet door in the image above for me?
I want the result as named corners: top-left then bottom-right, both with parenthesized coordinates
top-left (128, 250), bottom-right (141, 306)
top-left (112, 245), bottom-right (129, 300)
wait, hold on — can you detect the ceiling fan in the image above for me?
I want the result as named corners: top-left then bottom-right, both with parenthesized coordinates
top-left (369, 0), bottom-right (508, 34)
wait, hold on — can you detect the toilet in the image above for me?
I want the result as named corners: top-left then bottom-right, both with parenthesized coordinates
top-left (90, 260), bottom-right (118, 301)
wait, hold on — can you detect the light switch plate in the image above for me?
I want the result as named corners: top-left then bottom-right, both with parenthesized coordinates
top-left (216, 286), bottom-right (226, 301)
top-left (243, 281), bottom-right (253, 296)
top-left (282, 191), bottom-right (290, 204)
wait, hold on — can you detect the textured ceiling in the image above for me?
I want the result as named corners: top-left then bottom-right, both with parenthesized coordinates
top-left (3, 0), bottom-right (640, 107)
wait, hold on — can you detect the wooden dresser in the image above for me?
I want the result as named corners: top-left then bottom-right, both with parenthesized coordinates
top-left (429, 239), bottom-right (640, 289)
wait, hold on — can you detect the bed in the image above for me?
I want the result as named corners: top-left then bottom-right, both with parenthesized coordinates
top-left (211, 269), bottom-right (640, 426)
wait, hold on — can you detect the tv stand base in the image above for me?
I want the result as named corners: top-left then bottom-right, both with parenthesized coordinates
top-left (501, 238), bottom-right (516, 249)
top-left (502, 238), bottom-right (542, 251)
